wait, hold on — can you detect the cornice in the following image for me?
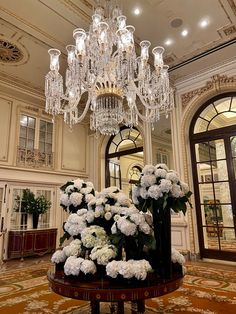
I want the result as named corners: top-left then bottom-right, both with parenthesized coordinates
top-left (181, 74), bottom-right (236, 107)
top-left (0, 71), bottom-right (44, 97)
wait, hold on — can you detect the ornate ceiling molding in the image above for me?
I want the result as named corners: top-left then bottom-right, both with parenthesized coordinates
top-left (0, 40), bottom-right (23, 63)
top-left (181, 74), bottom-right (236, 107)
top-left (227, 0), bottom-right (236, 16)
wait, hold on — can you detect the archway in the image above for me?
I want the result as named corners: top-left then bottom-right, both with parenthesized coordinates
top-left (189, 92), bottom-right (236, 261)
top-left (105, 127), bottom-right (143, 196)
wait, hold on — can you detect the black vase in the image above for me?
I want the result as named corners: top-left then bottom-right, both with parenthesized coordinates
top-left (32, 214), bottom-right (39, 229)
top-left (152, 201), bottom-right (172, 279)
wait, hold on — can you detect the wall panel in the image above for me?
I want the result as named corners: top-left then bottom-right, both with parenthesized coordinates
top-left (0, 97), bottom-right (12, 162)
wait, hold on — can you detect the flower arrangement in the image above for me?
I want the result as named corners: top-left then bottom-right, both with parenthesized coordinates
top-left (51, 170), bottom-right (188, 282)
top-left (14, 189), bottom-right (51, 215)
top-left (132, 163), bottom-right (192, 278)
top-left (132, 164), bottom-right (192, 214)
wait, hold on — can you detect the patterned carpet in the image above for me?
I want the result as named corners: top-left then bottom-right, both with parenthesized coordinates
top-left (0, 261), bottom-right (235, 313)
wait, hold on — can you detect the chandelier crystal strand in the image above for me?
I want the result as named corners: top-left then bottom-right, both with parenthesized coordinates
top-left (45, 0), bottom-right (174, 135)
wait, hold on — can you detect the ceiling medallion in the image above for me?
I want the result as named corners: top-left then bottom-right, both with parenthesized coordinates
top-left (0, 40), bottom-right (23, 63)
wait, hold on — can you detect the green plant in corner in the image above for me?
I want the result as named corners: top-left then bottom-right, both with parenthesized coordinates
top-left (15, 189), bottom-right (51, 215)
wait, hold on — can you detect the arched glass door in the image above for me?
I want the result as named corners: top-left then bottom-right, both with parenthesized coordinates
top-left (105, 127), bottom-right (143, 196)
top-left (190, 93), bottom-right (236, 261)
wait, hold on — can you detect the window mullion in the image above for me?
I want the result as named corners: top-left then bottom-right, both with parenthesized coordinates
top-left (34, 118), bottom-right (40, 149)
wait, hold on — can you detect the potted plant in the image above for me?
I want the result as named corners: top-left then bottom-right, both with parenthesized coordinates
top-left (15, 189), bottom-right (51, 229)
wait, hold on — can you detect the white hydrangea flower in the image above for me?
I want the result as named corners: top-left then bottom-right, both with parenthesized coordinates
top-left (60, 193), bottom-right (70, 207)
top-left (63, 239), bottom-right (82, 257)
top-left (130, 213), bottom-right (145, 226)
top-left (148, 185), bottom-right (163, 199)
top-left (139, 222), bottom-right (151, 234)
top-left (77, 208), bottom-right (88, 216)
top-left (81, 226), bottom-right (108, 248)
top-left (141, 174), bottom-right (157, 187)
top-left (80, 259), bottom-right (97, 275)
top-left (171, 184), bottom-right (184, 198)
top-left (86, 210), bottom-right (95, 223)
top-left (64, 214), bottom-right (87, 236)
top-left (171, 247), bottom-right (185, 265)
top-left (81, 186), bottom-right (93, 195)
top-left (73, 179), bottom-right (84, 190)
top-left (85, 193), bottom-right (95, 203)
top-left (105, 212), bottom-right (112, 220)
top-left (90, 244), bottom-right (117, 265)
top-left (51, 250), bottom-right (66, 263)
top-left (117, 216), bottom-right (137, 236)
top-left (64, 256), bottom-right (84, 276)
top-left (85, 181), bottom-right (94, 188)
top-left (106, 260), bottom-right (119, 278)
top-left (166, 171), bottom-right (180, 183)
top-left (180, 181), bottom-right (189, 194)
top-left (154, 168), bottom-right (167, 178)
top-left (159, 179), bottom-right (172, 193)
top-left (94, 206), bottom-right (104, 218)
top-left (142, 165), bottom-right (155, 175)
top-left (116, 193), bottom-right (131, 207)
top-left (106, 259), bottom-right (152, 281)
top-left (70, 192), bottom-right (83, 207)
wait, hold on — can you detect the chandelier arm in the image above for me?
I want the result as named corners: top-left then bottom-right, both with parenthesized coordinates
top-left (131, 82), bottom-right (172, 110)
top-left (71, 95), bottom-right (92, 123)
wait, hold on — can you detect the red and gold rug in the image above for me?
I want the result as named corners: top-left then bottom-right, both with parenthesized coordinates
top-left (0, 262), bottom-right (235, 313)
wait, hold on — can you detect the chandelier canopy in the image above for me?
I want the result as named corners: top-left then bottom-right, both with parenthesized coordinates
top-left (45, 0), bottom-right (174, 135)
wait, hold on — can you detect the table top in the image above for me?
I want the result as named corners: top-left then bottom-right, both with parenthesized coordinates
top-left (48, 269), bottom-right (183, 302)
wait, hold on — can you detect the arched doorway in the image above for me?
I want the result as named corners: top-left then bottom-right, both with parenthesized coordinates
top-left (190, 92), bottom-right (236, 261)
top-left (105, 127), bottom-right (143, 196)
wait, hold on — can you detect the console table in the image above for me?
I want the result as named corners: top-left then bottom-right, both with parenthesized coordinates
top-left (8, 228), bottom-right (57, 259)
top-left (48, 269), bottom-right (183, 314)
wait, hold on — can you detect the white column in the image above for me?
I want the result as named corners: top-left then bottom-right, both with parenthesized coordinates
top-left (143, 121), bottom-right (153, 165)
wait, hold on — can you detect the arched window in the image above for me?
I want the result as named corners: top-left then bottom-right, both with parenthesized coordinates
top-left (190, 92), bottom-right (236, 262)
top-left (105, 127), bottom-right (143, 195)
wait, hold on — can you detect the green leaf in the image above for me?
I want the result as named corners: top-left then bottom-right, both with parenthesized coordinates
top-left (59, 231), bottom-right (70, 246)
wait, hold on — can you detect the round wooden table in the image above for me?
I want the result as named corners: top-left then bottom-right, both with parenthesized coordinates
top-left (48, 269), bottom-right (183, 314)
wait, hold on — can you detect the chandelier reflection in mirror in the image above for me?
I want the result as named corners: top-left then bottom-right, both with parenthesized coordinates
top-left (45, 0), bottom-right (174, 135)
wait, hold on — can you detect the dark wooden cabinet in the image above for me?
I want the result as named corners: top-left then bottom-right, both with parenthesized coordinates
top-left (7, 228), bottom-right (57, 259)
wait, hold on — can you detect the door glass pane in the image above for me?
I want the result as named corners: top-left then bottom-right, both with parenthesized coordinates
top-left (214, 182), bottom-right (231, 203)
top-left (210, 139), bottom-right (225, 159)
top-left (220, 228), bottom-right (236, 252)
top-left (203, 226), bottom-right (220, 250)
top-left (214, 160), bottom-right (228, 181)
top-left (231, 137), bottom-right (236, 157)
top-left (36, 190), bottom-right (52, 228)
top-left (194, 117), bottom-right (209, 134)
top-left (195, 142), bottom-right (210, 162)
top-left (199, 183), bottom-right (214, 203)
top-left (11, 189), bottom-right (28, 230)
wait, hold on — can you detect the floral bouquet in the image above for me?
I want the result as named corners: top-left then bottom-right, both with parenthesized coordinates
top-left (52, 182), bottom-right (155, 282)
top-left (51, 173), bottom-right (188, 282)
top-left (132, 163), bottom-right (192, 278)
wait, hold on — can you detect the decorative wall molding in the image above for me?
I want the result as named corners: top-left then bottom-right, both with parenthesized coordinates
top-left (181, 74), bottom-right (236, 107)
top-left (227, 0), bottom-right (236, 16)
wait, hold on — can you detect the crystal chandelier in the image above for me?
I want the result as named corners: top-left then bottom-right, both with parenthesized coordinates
top-left (45, 0), bottom-right (174, 135)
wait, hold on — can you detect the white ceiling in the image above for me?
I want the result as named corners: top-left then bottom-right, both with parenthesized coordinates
top-left (0, 0), bottom-right (235, 138)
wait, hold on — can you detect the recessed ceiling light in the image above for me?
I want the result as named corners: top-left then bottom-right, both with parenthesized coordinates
top-left (199, 18), bottom-right (209, 28)
top-left (134, 8), bottom-right (141, 15)
top-left (181, 29), bottom-right (188, 37)
top-left (164, 39), bottom-right (173, 46)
